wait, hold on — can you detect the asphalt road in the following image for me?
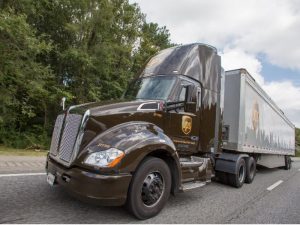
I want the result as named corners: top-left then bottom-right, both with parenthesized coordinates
top-left (0, 159), bottom-right (299, 224)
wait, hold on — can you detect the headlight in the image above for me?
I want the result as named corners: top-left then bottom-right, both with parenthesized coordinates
top-left (84, 148), bottom-right (125, 168)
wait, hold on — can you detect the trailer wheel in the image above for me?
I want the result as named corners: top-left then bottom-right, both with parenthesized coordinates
top-left (228, 158), bottom-right (246, 188)
top-left (284, 156), bottom-right (292, 170)
top-left (245, 157), bottom-right (256, 184)
top-left (126, 157), bottom-right (171, 220)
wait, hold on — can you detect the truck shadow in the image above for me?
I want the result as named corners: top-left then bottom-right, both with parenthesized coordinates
top-left (50, 186), bottom-right (135, 223)
top-left (256, 165), bottom-right (282, 174)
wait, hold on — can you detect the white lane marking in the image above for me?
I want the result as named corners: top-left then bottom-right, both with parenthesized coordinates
top-left (0, 172), bottom-right (46, 178)
top-left (267, 180), bottom-right (283, 191)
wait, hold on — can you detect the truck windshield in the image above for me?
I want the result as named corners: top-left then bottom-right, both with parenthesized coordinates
top-left (124, 76), bottom-right (176, 101)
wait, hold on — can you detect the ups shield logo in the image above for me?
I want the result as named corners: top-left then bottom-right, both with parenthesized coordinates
top-left (182, 115), bottom-right (192, 135)
top-left (252, 101), bottom-right (259, 131)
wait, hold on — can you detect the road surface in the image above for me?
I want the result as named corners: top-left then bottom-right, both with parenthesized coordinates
top-left (0, 157), bottom-right (299, 223)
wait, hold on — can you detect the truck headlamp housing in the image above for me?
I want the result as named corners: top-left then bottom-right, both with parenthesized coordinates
top-left (84, 148), bottom-right (125, 168)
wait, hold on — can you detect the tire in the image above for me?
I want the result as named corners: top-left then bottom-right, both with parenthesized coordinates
top-left (284, 156), bottom-right (292, 170)
top-left (126, 157), bottom-right (171, 220)
top-left (245, 157), bottom-right (256, 184)
top-left (228, 158), bottom-right (246, 188)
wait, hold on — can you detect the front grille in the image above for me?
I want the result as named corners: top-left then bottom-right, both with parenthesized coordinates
top-left (49, 113), bottom-right (83, 164)
top-left (58, 114), bottom-right (82, 162)
top-left (49, 115), bottom-right (64, 156)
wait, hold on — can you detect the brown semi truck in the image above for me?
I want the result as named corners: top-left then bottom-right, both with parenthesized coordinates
top-left (46, 43), bottom-right (295, 219)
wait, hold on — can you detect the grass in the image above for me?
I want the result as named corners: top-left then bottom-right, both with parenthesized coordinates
top-left (296, 146), bottom-right (300, 157)
top-left (0, 145), bottom-right (48, 156)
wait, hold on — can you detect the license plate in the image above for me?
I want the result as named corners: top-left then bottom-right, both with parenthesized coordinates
top-left (47, 173), bottom-right (56, 186)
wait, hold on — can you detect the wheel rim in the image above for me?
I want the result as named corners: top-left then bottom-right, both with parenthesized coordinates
top-left (238, 165), bottom-right (245, 182)
top-left (141, 171), bottom-right (164, 207)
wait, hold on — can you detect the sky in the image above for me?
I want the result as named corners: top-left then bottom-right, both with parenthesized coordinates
top-left (130, 0), bottom-right (300, 127)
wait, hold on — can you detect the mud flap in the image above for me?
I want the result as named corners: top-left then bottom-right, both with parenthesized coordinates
top-left (215, 152), bottom-right (248, 174)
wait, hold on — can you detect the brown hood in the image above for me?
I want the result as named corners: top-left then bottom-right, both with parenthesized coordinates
top-left (74, 99), bottom-right (166, 152)
top-left (68, 99), bottom-right (162, 116)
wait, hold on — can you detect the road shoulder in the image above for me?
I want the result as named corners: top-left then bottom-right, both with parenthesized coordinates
top-left (0, 155), bottom-right (46, 173)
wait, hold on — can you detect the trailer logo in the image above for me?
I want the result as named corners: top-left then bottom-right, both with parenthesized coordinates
top-left (182, 115), bottom-right (192, 135)
top-left (252, 101), bottom-right (259, 131)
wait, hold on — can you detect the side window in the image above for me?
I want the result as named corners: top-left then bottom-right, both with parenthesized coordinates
top-left (177, 79), bottom-right (193, 102)
top-left (179, 86), bottom-right (187, 102)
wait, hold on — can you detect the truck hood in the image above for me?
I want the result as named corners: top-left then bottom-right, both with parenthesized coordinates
top-left (68, 99), bottom-right (166, 154)
top-left (68, 99), bottom-right (163, 116)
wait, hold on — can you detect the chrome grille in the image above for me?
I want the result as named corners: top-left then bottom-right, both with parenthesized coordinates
top-left (49, 115), bottom-right (64, 156)
top-left (58, 114), bottom-right (83, 162)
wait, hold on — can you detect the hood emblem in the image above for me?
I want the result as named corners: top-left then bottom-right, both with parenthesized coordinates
top-left (182, 115), bottom-right (192, 135)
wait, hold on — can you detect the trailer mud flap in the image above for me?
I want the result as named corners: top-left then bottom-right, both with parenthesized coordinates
top-left (215, 153), bottom-right (248, 174)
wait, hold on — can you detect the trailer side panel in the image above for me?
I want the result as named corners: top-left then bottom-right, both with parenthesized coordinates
top-left (223, 69), bottom-right (295, 156)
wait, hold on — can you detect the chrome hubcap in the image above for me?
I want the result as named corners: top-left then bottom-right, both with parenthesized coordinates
top-left (141, 172), bottom-right (164, 206)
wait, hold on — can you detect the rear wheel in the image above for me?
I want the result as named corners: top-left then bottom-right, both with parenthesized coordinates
top-left (126, 157), bottom-right (171, 220)
top-left (228, 158), bottom-right (246, 188)
top-left (245, 157), bottom-right (256, 184)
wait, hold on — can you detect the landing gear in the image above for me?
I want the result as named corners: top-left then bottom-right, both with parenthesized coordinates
top-left (284, 156), bottom-right (292, 170)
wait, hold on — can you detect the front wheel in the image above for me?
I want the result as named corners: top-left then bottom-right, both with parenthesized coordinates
top-left (126, 157), bottom-right (171, 220)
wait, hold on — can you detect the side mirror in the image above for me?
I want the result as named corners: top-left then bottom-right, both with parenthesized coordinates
top-left (185, 102), bottom-right (197, 113)
top-left (184, 85), bottom-right (197, 113)
top-left (184, 85), bottom-right (191, 103)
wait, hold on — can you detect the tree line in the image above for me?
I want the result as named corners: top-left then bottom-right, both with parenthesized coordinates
top-left (1, 1), bottom-right (299, 152)
top-left (296, 128), bottom-right (300, 151)
top-left (0, 0), bottom-right (173, 149)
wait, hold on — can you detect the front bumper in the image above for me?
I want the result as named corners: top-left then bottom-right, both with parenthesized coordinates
top-left (46, 157), bottom-right (132, 206)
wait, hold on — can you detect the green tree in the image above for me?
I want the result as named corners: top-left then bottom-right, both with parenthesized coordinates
top-left (132, 22), bottom-right (174, 75)
top-left (0, 0), bottom-right (174, 149)
top-left (0, 10), bottom-right (60, 148)
top-left (296, 128), bottom-right (300, 146)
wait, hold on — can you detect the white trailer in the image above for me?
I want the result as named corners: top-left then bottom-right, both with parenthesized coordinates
top-left (222, 69), bottom-right (295, 168)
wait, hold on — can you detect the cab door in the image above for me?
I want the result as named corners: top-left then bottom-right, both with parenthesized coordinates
top-left (167, 80), bottom-right (201, 155)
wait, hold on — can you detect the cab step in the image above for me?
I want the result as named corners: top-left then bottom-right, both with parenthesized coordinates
top-left (180, 161), bottom-right (203, 168)
top-left (181, 181), bottom-right (206, 192)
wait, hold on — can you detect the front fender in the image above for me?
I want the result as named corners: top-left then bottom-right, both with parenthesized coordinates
top-left (79, 121), bottom-right (181, 192)
top-left (81, 121), bottom-right (179, 171)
